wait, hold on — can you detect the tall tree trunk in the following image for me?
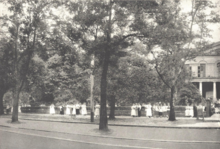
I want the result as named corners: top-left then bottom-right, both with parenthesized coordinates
top-left (109, 95), bottom-right (116, 120)
top-left (169, 86), bottom-right (176, 121)
top-left (11, 84), bottom-right (20, 122)
top-left (0, 90), bottom-right (5, 115)
top-left (99, 0), bottom-right (112, 130)
top-left (99, 50), bottom-right (110, 130)
top-left (11, 69), bottom-right (22, 122)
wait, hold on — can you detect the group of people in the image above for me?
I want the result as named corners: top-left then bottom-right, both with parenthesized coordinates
top-left (49, 103), bottom-right (101, 117)
top-left (49, 103), bottom-right (88, 116)
top-left (131, 102), bottom-right (170, 118)
top-left (185, 103), bottom-right (194, 117)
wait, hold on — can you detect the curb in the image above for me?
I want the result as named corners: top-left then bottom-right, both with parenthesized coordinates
top-left (1, 124), bottom-right (220, 144)
top-left (19, 117), bottom-right (220, 129)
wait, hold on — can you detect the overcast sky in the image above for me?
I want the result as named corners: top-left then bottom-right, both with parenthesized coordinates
top-left (0, 0), bottom-right (220, 42)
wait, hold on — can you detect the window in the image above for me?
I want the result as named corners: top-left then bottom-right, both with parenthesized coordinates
top-left (200, 64), bottom-right (206, 77)
top-left (198, 64), bottom-right (206, 77)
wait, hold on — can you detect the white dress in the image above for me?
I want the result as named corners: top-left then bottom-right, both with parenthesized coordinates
top-left (158, 106), bottom-right (163, 113)
top-left (163, 106), bottom-right (168, 113)
top-left (135, 105), bottom-right (139, 116)
top-left (81, 105), bottom-right (87, 115)
top-left (50, 105), bottom-right (55, 114)
top-left (185, 106), bottom-right (189, 116)
top-left (95, 105), bottom-right (100, 117)
top-left (18, 106), bottom-right (21, 113)
top-left (66, 105), bottom-right (70, 115)
top-left (189, 106), bottom-right (194, 117)
top-left (72, 105), bottom-right (76, 115)
top-left (145, 105), bottom-right (152, 117)
top-left (131, 106), bottom-right (136, 116)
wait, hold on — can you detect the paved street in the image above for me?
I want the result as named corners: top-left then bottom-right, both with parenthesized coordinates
top-left (1, 125), bottom-right (220, 149)
top-left (0, 116), bottom-right (220, 149)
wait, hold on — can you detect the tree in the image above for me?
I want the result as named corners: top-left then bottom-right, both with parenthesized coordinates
top-left (0, 0), bottom-right (58, 122)
top-left (107, 42), bottom-right (171, 119)
top-left (178, 83), bottom-right (202, 105)
top-left (64, 0), bottom-right (160, 130)
top-left (0, 38), bottom-right (14, 115)
top-left (146, 0), bottom-right (220, 121)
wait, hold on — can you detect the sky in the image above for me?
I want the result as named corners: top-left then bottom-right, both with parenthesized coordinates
top-left (180, 0), bottom-right (220, 42)
top-left (0, 0), bottom-right (220, 42)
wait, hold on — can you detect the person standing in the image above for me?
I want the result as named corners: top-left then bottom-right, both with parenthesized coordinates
top-left (193, 102), bottom-right (198, 118)
top-left (75, 103), bottom-right (80, 115)
top-left (131, 104), bottom-right (136, 117)
top-left (162, 103), bottom-right (168, 117)
top-left (134, 103), bottom-right (138, 117)
top-left (185, 103), bottom-right (189, 117)
top-left (81, 103), bottom-right (87, 116)
top-left (72, 104), bottom-right (76, 117)
top-left (158, 102), bottom-right (163, 118)
top-left (50, 104), bottom-right (55, 115)
top-left (95, 103), bottom-right (100, 117)
top-left (11, 105), bottom-right (13, 114)
top-left (189, 103), bottom-right (194, 118)
top-left (66, 104), bottom-right (70, 115)
top-left (145, 103), bottom-right (152, 118)
top-left (59, 106), bottom-right (63, 115)
top-left (18, 104), bottom-right (21, 113)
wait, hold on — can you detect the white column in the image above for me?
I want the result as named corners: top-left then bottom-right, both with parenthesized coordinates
top-left (199, 82), bottom-right (203, 96)
top-left (213, 82), bottom-right (216, 101)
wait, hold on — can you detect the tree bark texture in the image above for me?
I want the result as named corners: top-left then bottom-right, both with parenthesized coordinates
top-left (99, 50), bottom-right (110, 130)
top-left (11, 68), bottom-right (23, 122)
top-left (109, 95), bottom-right (116, 120)
top-left (0, 90), bottom-right (5, 115)
top-left (11, 83), bottom-right (20, 122)
top-left (169, 87), bottom-right (176, 121)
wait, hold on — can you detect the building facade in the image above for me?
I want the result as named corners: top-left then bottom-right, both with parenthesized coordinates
top-left (185, 42), bottom-right (220, 101)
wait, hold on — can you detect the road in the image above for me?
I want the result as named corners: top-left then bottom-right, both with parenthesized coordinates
top-left (0, 126), bottom-right (219, 149)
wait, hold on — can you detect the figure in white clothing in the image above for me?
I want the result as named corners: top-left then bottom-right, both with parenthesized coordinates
top-left (72, 105), bottom-right (76, 115)
top-left (81, 103), bottom-right (87, 115)
top-left (185, 104), bottom-right (189, 116)
top-left (50, 104), bottom-right (55, 114)
top-left (95, 103), bottom-right (100, 117)
top-left (189, 105), bottom-right (194, 117)
top-left (158, 103), bottom-right (163, 117)
top-left (162, 103), bottom-right (168, 117)
top-left (18, 105), bottom-right (21, 113)
top-left (131, 104), bottom-right (136, 117)
top-left (66, 105), bottom-right (70, 115)
top-left (145, 103), bottom-right (152, 118)
top-left (134, 103), bottom-right (138, 116)
top-left (11, 106), bottom-right (13, 113)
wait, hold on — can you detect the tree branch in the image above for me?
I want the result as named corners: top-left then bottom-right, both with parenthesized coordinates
top-left (151, 51), bottom-right (171, 89)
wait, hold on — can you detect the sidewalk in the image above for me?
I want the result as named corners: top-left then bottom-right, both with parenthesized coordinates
top-left (1, 113), bottom-right (220, 128)
top-left (0, 115), bottom-right (220, 143)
